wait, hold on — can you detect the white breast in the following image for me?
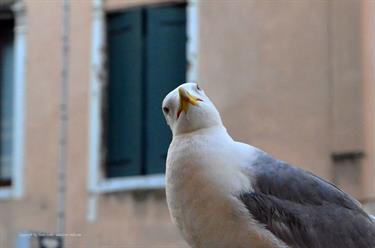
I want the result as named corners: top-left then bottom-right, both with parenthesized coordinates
top-left (165, 127), bottom-right (288, 248)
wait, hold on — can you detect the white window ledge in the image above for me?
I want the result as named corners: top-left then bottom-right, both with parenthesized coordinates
top-left (94, 174), bottom-right (165, 193)
top-left (0, 187), bottom-right (13, 199)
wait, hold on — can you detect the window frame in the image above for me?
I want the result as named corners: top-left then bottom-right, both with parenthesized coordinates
top-left (88, 0), bottom-right (198, 197)
top-left (0, 1), bottom-right (27, 200)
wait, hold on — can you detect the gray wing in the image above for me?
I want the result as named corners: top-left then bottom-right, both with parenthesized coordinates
top-left (239, 152), bottom-right (375, 248)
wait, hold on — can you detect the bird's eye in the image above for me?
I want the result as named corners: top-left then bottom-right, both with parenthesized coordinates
top-left (197, 84), bottom-right (201, 91)
top-left (163, 107), bottom-right (170, 114)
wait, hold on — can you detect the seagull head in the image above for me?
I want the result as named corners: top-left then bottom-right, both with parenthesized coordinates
top-left (162, 82), bottom-right (223, 136)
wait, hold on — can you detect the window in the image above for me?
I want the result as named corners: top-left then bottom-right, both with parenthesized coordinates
top-left (0, 14), bottom-right (14, 187)
top-left (105, 4), bottom-right (187, 178)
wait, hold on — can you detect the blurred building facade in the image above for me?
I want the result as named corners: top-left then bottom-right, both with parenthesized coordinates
top-left (0, 0), bottom-right (374, 247)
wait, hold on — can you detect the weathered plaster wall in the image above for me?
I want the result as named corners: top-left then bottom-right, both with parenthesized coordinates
top-left (199, 0), bottom-right (365, 198)
top-left (0, 0), bottom-right (371, 247)
top-left (362, 0), bottom-right (375, 202)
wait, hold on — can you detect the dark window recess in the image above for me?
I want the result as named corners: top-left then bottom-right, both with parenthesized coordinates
top-left (0, 16), bottom-right (14, 186)
top-left (331, 151), bottom-right (364, 163)
top-left (331, 151), bottom-right (364, 196)
top-left (105, 4), bottom-right (187, 178)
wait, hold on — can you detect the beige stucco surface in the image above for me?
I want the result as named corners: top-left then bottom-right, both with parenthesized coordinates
top-left (362, 0), bottom-right (375, 201)
top-left (200, 0), bottom-right (366, 198)
top-left (105, 0), bottom-right (185, 11)
top-left (0, 0), bottom-right (373, 247)
top-left (200, 0), bottom-right (332, 179)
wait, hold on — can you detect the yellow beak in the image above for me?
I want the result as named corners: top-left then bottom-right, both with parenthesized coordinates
top-left (177, 88), bottom-right (202, 118)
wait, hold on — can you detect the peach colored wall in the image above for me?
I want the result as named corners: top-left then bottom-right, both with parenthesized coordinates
top-left (330, 0), bottom-right (365, 198)
top-left (0, 0), bottom-right (372, 247)
top-left (199, 0), bottom-right (366, 198)
top-left (105, 0), bottom-right (184, 11)
top-left (331, 0), bottom-right (364, 153)
top-left (362, 0), bottom-right (375, 201)
top-left (200, 0), bottom-right (332, 177)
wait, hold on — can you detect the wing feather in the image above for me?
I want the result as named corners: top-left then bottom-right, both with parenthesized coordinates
top-left (239, 152), bottom-right (375, 248)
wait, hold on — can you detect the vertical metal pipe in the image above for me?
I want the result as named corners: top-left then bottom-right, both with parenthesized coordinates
top-left (57, 0), bottom-right (70, 234)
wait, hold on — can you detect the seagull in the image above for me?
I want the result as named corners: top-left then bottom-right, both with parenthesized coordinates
top-left (162, 82), bottom-right (375, 248)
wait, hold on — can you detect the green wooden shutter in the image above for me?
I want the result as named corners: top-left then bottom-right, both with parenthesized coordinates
top-left (106, 10), bottom-right (143, 177)
top-left (0, 21), bottom-right (14, 184)
top-left (144, 5), bottom-right (187, 174)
